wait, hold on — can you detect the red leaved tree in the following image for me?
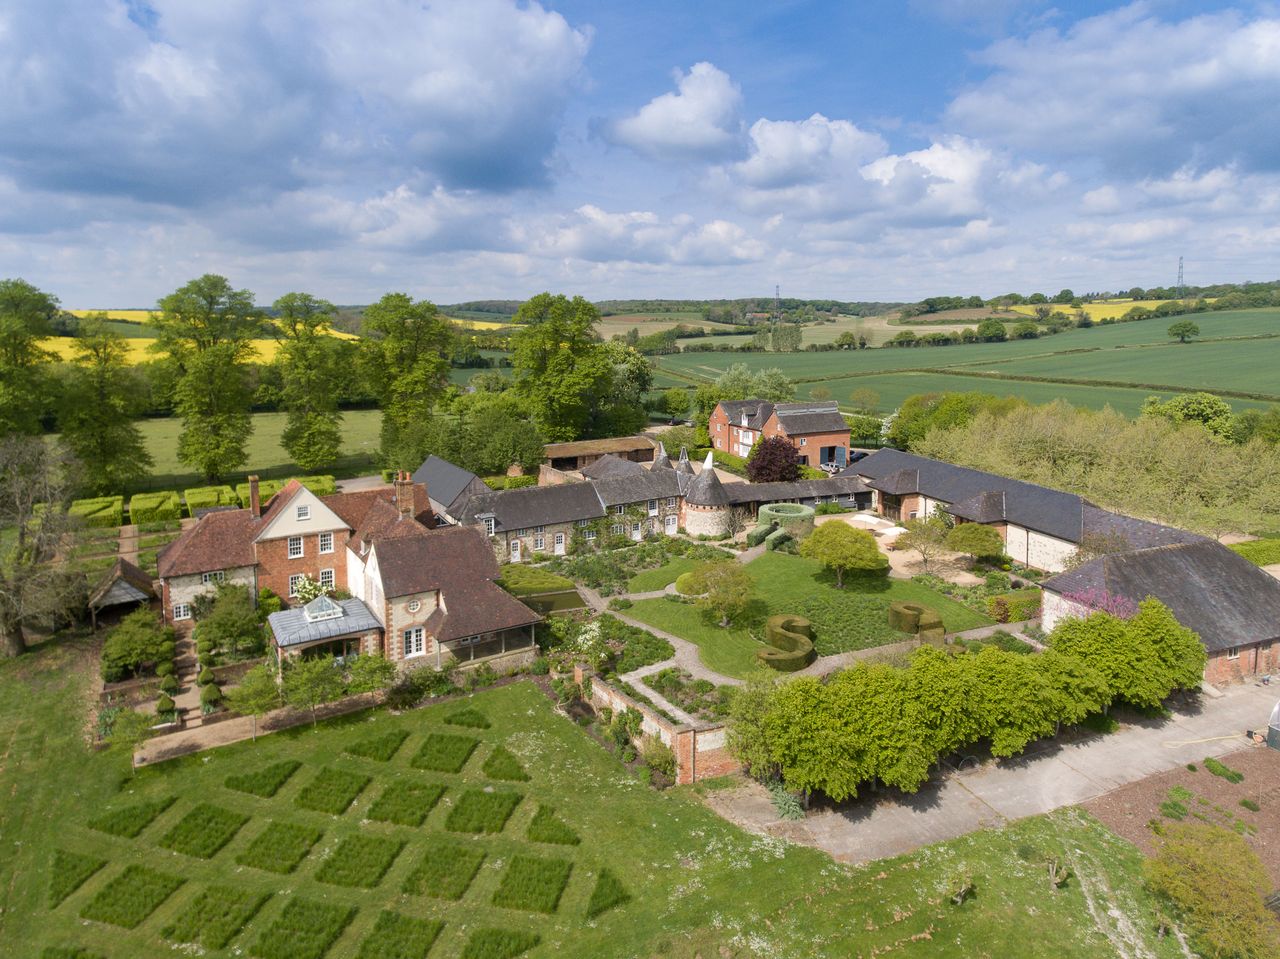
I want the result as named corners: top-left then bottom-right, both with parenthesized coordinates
top-left (746, 436), bottom-right (801, 483)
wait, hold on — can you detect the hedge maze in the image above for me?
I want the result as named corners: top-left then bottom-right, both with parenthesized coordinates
top-left (48, 697), bottom-right (629, 958)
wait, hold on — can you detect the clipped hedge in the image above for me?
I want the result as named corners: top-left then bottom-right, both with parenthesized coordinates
top-left (482, 475), bottom-right (537, 491)
top-left (746, 524), bottom-right (775, 548)
top-left (497, 565), bottom-right (575, 597)
top-left (1230, 537), bottom-right (1280, 567)
top-left (888, 601), bottom-right (945, 642)
top-left (294, 475), bottom-right (337, 496)
top-left (673, 571), bottom-right (701, 596)
top-left (184, 486), bottom-right (237, 515)
top-left (764, 528), bottom-right (792, 552)
top-left (758, 615), bottom-right (816, 672)
top-left (128, 491), bottom-right (181, 524)
top-left (757, 503), bottom-right (815, 539)
top-left (986, 590), bottom-right (1042, 624)
top-left (233, 479), bottom-right (283, 509)
top-left (71, 496), bottom-right (124, 529)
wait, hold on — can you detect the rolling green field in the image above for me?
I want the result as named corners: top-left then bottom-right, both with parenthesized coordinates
top-left (0, 635), bottom-right (1190, 959)
top-left (658, 308), bottom-right (1280, 412)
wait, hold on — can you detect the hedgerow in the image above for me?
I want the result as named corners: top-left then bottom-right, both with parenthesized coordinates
top-left (445, 789), bottom-right (522, 834)
top-left (70, 496), bottom-right (124, 528)
top-left (444, 707), bottom-right (492, 729)
top-left (161, 884), bottom-right (271, 949)
top-left (344, 730), bottom-right (409, 762)
top-left (79, 865), bottom-right (184, 929)
top-left (127, 491), bottom-right (181, 524)
top-left (157, 804), bottom-right (249, 858)
top-left (249, 897), bottom-right (356, 959)
top-left (86, 795), bottom-right (175, 838)
top-left (491, 854), bottom-right (573, 913)
top-left (355, 910), bottom-right (445, 959)
top-left (460, 929), bottom-right (540, 959)
top-left (482, 744), bottom-right (530, 782)
top-left (410, 733), bottom-right (479, 774)
top-left (525, 805), bottom-right (580, 846)
top-left (225, 760), bottom-right (302, 798)
top-left (366, 781), bottom-right (446, 827)
top-left (401, 839), bottom-right (486, 899)
top-left (294, 767), bottom-right (371, 815)
top-left (586, 868), bottom-right (631, 919)
top-left (48, 850), bottom-right (107, 907)
top-left (235, 820), bottom-right (323, 874)
top-left (315, 834), bottom-right (406, 888)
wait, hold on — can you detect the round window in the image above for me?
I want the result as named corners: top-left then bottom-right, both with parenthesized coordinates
top-left (407, 600), bottom-right (421, 613)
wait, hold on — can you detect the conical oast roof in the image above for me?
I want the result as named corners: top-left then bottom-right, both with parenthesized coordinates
top-left (684, 451), bottom-right (729, 506)
top-left (651, 441), bottom-right (672, 471)
top-left (674, 446), bottom-right (695, 475)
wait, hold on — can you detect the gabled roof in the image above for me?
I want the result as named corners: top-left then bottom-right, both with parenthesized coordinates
top-left (717, 399), bottom-right (773, 430)
top-left (460, 482), bottom-right (605, 532)
top-left (771, 401), bottom-right (849, 435)
top-left (320, 484), bottom-right (434, 531)
top-left (847, 449), bottom-right (1086, 542)
top-left (425, 580), bottom-right (541, 642)
top-left (268, 598), bottom-right (382, 648)
top-left (684, 452), bottom-right (730, 507)
top-left (348, 498), bottom-right (432, 555)
top-left (722, 475), bottom-right (870, 506)
top-left (650, 442), bottom-right (672, 471)
top-left (412, 455), bottom-right (487, 512)
top-left (592, 469), bottom-right (686, 507)
top-left (374, 525), bottom-right (503, 598)
top-left (543, 435), bottom-right (655, 458)
top-left (1081, 505), bottom-right (1205, 551)
top-left (89, 558), bottom-right (156, 609)
top-left (157, 510), bottom-right (258, 578)
top-left (1042, 540), bottom-right (1280, 653)
top-left (254, 481), bottom-right (348, 542)
top-left (580, 454), bottom-right (647, 480)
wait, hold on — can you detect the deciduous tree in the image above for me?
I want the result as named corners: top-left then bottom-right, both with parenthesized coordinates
top-left (273, 292), bottom-right (343, 471)
top-left (688, 561), bottom-right (755, 626)
top-left (1141, 392), bottom-right (1234, 439)
top-left (798, 522), bottom-right (887, 587)
top-left (1167, 319), bottom-right (1200, 343)
top-left (896, 517), bottom-right (948, 572)
top-left (57, 314), bottom-right (153, 494)
top-left (194, 584), bottom-right (262, 659)
top-left (225, 663), bottom-right (281, 741)
top-left (745, 435), bottom-right (800, 483)
top-left (945, 523), bottom-right (1005, 564)
top-left (282, 655), bottom-right (346, 728)
top-left (0, 278), bottom-right (59, 436)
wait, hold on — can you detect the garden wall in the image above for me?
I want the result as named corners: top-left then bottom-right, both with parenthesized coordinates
top-left (577, 666), bottom-right (740, 786)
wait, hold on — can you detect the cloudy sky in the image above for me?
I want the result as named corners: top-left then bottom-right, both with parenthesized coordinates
top-left (2, 0), bottom-right (1278, 307)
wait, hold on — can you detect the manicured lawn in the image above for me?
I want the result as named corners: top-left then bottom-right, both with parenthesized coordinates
top-left (627, 553), bottom-right (994, 677)
top-left (626, 557), bottom-right (702, 593)
top-left (4, 632), bottom-right (1188, 959)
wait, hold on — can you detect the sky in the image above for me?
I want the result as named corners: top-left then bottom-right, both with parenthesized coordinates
top-left (2, 0), bottom-right (1279, 307)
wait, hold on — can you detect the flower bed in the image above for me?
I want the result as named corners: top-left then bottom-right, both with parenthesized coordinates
top-left (642, 667), bottom-right (734, 722)
top-left (544, 539), bottom-right (733, 596)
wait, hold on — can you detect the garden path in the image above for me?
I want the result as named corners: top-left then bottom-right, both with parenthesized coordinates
top-left (947, 620), bottom-right (1042, 648)
top-left (614, 659), bottom-right (702, 726)
top-left (116, 524), bottom-right (138, 564)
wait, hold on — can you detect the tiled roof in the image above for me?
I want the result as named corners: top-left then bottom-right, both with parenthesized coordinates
top-left (426, 580), bottom-right (541, 642)
top-left (543, 435), bottom-right (655, 458)
top-left (375, 525), bottom-right (500, 598)
top-left (1081, 505), bottom-right (1205, 551)
top-left (650, 443), bottom-right (672, 471)
top-left (1042, 541), bottom-right (1280, 653)
top-left (717, 400), bottom-right (773, 430)
top-left (268, 598), bottom-right (383, 648)
top-left (89, 558), bottom-right (156, 609)
top-left (722, 476), bottom-right (870, 505)
top-left (348, 498), bottom-right (432, 555)
top-left (460, 482), bottom-right (605, 532)
top-left (580, 454), bottom-right (647, 480)
top-left (412, 455), bottom-right (487, 512)
top-left (157, 510), bottom-right (258, 578)
top-left (684, 453), bottom-right (730, 507)
top-left (320, 484), bottom-right (434, 530)
top-left (771, 402), bottom-right (849, 434)
top-left (592, 470), bottom-right (687, 507)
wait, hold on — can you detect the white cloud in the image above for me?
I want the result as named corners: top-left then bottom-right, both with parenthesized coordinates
top-left (732, 114), bottom-right (886, 189)
top-left (521, 204), bottom-right (763, 266)
top-left (603, 62), bottom-right (744, 161)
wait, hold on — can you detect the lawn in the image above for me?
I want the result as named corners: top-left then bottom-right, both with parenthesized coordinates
top-left (3, 631), bottom-right (1189, 959)
top-left (626, 553), bottom-right (993, 677)
top-left (626, 557), bottom-right (703, 592)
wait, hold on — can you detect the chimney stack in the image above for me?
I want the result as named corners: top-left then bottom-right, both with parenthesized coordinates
top-left (248, 475), bottom-right (261, 518)
top-left (395, 470), bottom-right (414, 519)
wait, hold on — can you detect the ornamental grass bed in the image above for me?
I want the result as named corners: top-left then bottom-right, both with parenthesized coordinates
top-left (161, 884), bottom-right (270, 949)
top-left (157, 803), bottom-right (249, 858)
top-left (491, 854), bottom-right (573, 914)
top-left (525, 805), bottom-right (579, 846)
top-left (445, 789), bottom-right (523, 834)
top-left (355, 910), bottom-right (445, 959)
top-left (235, 820), bottom-right (323, 874)
top-left (401, 839), bottom-right (486, 900)
top-left (86, 796), bottom-right (175, 838)
top-left (225, 760), bottom-right (302, 797)
top-left (366, 780), bottom-right (446, 827)
top-left (248, 897), bottom-right (356, 959)
top-left (482, 744), bottom-right (530, 782)
top-left (460, 928), bottom-right (541, 959)
top-left (294, 767), bottom-right (371, 815)
top-left (444, 706), bottom-right (491, 729)
top-left (410, 733), bottom-right (480, 773)
top-left (586, 868), bottom-right (631, 918)
top-left (79, 865), bottom-right (184, 929)
top-left (315, 834), bottom-right (406, 888)
top-left (344, 730), bottom-right (409, 762)
top-left (47, 850), bottom-right (107, 908)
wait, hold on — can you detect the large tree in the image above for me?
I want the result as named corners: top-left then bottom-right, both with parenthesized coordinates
top-left (360, 293), bottom-right (452, 468)
top-left (896, 516), bottom-right (948, 572)
top-left (0, 438), bottom-right (83, 657)
top-left (687, 560), bottom-right (755, 627)
top-left (1167, 319), bottom-right (1200, 343)
top-left (0, 278), bottom-right (59, 436)
top-left (154, 274), bottom-right (261, 479)
top-left (273, 292), bottom-right (344, 471)
top-left (1141, 392), bottom-right (1234, 439)
top-left (57, 314), bottom-right (153, 494)
top-left (798, 522), bottom-right (887, 587)
top-left (746, 435), bottom-right (800, 482)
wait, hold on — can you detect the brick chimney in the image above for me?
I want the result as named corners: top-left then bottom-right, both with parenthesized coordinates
top-left (248, 475), bottom-right (261, 518)
top-left (395, 470), bottom-right (414, 519)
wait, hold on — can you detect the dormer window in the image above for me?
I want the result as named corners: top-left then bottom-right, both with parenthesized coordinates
top-left (484, 517), bottom-right (496, 536)
top-left (296, 504), bottom-right (310, 521)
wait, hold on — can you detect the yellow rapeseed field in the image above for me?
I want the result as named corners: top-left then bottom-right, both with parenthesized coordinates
top-left (42, 332), bottom-right (358, 364)
top-left (67, 309), bottom-right (158, 321)
top-left (1008, 299), bottom-right (1176, 320)
top-left (447, 317), bottom-right (510, 330)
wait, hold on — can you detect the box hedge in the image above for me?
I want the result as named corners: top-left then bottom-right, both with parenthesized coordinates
top-left (128, 491), bottom-right (181, 524)
top-left (764, 528), bottom-right (792, 551)
top-left (183, 486), bottom-right (236, 515)
top-left (233, 479), bottom-right (282, 509)
top-left (757, 614), bottom-right (816, 672)
top-left (746, 524), bottom-right (775, 548)
top-left (70, 496), bottom-right (124, 528)
top-left (985, 590), bottom-right (1042, 624)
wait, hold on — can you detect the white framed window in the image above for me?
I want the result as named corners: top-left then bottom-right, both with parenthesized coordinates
top-left (515, 528), bottom-right (527, 537)
top-left (647, 499), bottom-right (658, 516)
top-left (614, 505), bottom-right (625, 515)
top-left (584, 529), bottom-right (597, 541)
top-left (666, 497), bottom-right (677, 508)
top-left (908, 511), bottom-right (918, 520)
top-left (296, 504), bottom-right (310, 521)
top-left (611, 524), bottom-right (624, 536)
top-left (534, 525), bottom-right (545, 534)
top-left (201, 570), bottom-right (225, 585)
top-left (576, 519), bottom-right (589, 528)
top-left (534, 535), bottom-right (544, 550)
top-left (288, 574), bottom-right (305, 597)
top-left (407, 599), bottom-right (421, 613)
top-left (483, 518), bottom-right (496, 536)
top-left (631, 522), bottom-right (641, 535)
top-left (716, 422), bottom-right (722, 432)
top-left (1227, 646), bottom-right (1240, 660)
top-left (287, 536), bottom-right (303, 559)
top-left (319, 568), bottom-right (335, 590)
top-left (318, 531), bottom-right (334, 554)
top-left (403, 627), bottom-right (425, 657)
top-left (799, 437), bottom-right (807, 446)
top-left (172, 603), bottom-right (191, 621)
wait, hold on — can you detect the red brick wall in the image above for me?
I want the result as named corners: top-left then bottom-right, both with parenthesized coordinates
top-left (709, 405), bottom-right (732, 450)
top-left (761, 414), bottom-right (850, 466)
top-left (255, 533), bottom-right (347, 602)
top-left (1204, 641), bottom-right (1278, 686)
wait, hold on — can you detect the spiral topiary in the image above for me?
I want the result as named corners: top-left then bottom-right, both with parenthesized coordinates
top-left (757, 615), bottom-right (816, 672)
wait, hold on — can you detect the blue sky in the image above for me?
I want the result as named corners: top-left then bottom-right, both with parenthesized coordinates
top-left (2, 0), bottom-right (1278, 306)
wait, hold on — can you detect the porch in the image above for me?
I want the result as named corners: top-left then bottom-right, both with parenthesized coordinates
top-left (429, 624), bottom-right (537, 670)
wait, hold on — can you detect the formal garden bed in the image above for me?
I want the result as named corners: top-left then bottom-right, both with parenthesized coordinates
top-left (912, 572), bottom-right (1042, 623)
top-left (641, 667), bottom-right (735, 722)
top-left (626, 553), bottom-right (994, 678)
top-left (539, 614), bottom-right (674, 678)
top-left (543, 538), bottom-right (733, 596)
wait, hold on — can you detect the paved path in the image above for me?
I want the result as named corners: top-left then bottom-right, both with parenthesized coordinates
top-left (705, 681), bottom-right (1280, 864)
top-left (615, 659), bottom-right (702, 726)
top-left (117, 524), bottom-right (139, 564)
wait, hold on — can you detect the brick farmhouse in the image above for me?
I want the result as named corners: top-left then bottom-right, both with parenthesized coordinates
top-left (709, 400), bottom-right (852, 469)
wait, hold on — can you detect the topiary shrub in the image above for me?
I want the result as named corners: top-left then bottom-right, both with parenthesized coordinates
top-left (198, 666), bottom-right (215, 687)
top-left (156, 693), bottom-right (175, 717)
top-left (159, 673), bottom-right (179, 695)
top-left (888, 601), bottom-right (924, 633)
top-left (746, 524), bottom-right (776, 548)
top-left (673, 571), bottom-right (702, 596)
top-left (757, 615), bottom-right (817, 672)
top-left (764, 528), bottom-right (792, 552)
top-left (70, 495), bottom-right (125, 528)
top-left (198, 653), bottom-right (213, 670)
top-left (200, 683), bottom-right (222, 708)
top-left (757, 502), bottom-right (815, 539)
top-left (916, 607), bottom-right (945, 645)
top-left (155, 659), bottom-right (175, 678)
